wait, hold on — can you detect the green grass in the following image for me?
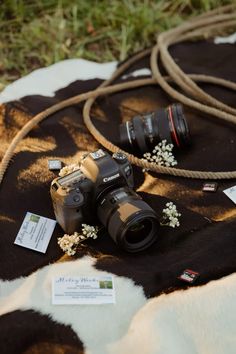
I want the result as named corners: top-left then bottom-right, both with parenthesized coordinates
top-left (0, 0), bottom-right (233, 88)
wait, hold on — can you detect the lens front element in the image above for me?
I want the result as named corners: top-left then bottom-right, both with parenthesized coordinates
top-left (125, 219), bottom-right (152, 244)
top-left (97, 187), bottom-right (159, 252)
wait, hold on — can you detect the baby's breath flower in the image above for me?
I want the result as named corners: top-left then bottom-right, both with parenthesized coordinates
top-left (57, 224), bottom-right (99, 256)
top-left (81, 224), bottom-right (98, 239)
top-left (142, 140), bottom-right (177, 172)
top-left (161, 202), bottom-right (181, 228)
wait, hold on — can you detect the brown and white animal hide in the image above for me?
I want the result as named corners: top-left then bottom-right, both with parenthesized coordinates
top-left (0, 38), bottom-right (236, 354)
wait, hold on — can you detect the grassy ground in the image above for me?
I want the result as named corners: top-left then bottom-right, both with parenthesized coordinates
top-left (0, 0), bottom-right (232, 88)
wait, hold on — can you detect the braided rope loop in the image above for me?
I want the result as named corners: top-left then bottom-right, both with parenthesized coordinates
top-left (1, 5), bottom-right (236, 185)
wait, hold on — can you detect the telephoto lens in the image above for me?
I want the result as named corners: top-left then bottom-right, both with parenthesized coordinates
top-left (97, 187), bottom-right (159, 253)
top-left (119, 103), bottom-right (191, 154)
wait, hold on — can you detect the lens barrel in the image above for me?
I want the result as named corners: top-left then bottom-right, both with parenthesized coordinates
top-left (97, 187), bottom-right (159, 252)
top-left (119, 103), bottom-right (191, 154)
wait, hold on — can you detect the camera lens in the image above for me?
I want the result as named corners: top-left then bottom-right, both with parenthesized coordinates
top-left (119, 103), bottom-right (191, 154)
top-left (97, 187), bottom-right (159, 252)
top-left (125, 219), bottom-right (152, 244)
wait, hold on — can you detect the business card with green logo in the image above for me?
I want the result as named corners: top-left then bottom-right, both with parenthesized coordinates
top-left (14, 212), bottom-right (56, 253)
top-left (52, 275), bottom-right (115, 305)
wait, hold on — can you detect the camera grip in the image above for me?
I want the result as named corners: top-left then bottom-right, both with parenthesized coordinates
top-left (51, 185), bottom-right (84, 234)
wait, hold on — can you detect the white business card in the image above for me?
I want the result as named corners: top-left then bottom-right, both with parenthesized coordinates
top-left (223, 185), bottom-right (236, 204)
top-left (14, 212), bottom-right (56, 253)
top-left (52, 275), bottom-right (115, 305)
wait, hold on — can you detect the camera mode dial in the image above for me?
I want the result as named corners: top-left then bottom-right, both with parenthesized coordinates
top-left (112, 152), bottom-right (127, 163)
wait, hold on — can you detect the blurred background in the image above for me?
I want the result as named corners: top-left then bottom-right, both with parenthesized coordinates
top-left (0, 0), bottom-right (232, 89)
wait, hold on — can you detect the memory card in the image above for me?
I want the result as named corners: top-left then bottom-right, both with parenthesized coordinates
top-left (178, 269), bottom-right (199, 283)
top-left (48, 159), bottom-right (63, 171)
top-left (202, 182), bottom-right (218, 192)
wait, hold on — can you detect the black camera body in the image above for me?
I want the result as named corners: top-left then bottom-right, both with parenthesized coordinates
top-left (51, 149), bottom-right (133, 233)
top-left (51, 149), bottom-right (159, 252)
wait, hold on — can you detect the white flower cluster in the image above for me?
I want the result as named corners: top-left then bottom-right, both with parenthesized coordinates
top-left (57, 232), bottom-right (81, 256)
top-left (161, 202), bottom-right (181, 228)
top-left (59, 163), bottom-right (80, 177)
top-left (57, 224), bottom-right (99, 256)
top-left (142, 140), bottom-right (177, 170)
top-left (81, 223), bottom-right (98, 239)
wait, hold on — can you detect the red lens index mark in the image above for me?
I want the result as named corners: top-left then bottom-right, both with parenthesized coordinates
top-left (168, 106), bottom-right (180, 147)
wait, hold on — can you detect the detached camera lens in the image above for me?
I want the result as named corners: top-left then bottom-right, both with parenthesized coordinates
top-left (97, 187), bottom-right (159, 252)
top-left (119, 103), bottom-right (191, 154)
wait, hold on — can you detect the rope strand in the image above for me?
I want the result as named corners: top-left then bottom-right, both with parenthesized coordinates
top-left (1, 5), bottom-right (236, 184)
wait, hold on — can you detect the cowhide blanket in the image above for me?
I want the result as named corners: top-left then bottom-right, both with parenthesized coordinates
top-left (0, 38), bottom-right (236, 354)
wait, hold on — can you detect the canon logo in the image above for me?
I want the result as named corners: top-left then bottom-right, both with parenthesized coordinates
top-left (103, 173), bottom-right (120, 182)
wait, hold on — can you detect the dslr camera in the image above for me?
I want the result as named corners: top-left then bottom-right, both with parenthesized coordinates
top-left (50, 149), bottom-right (159, 252)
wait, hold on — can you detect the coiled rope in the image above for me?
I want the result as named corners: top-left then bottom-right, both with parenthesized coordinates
top-left (0, 4), bottom-right (236, 184)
